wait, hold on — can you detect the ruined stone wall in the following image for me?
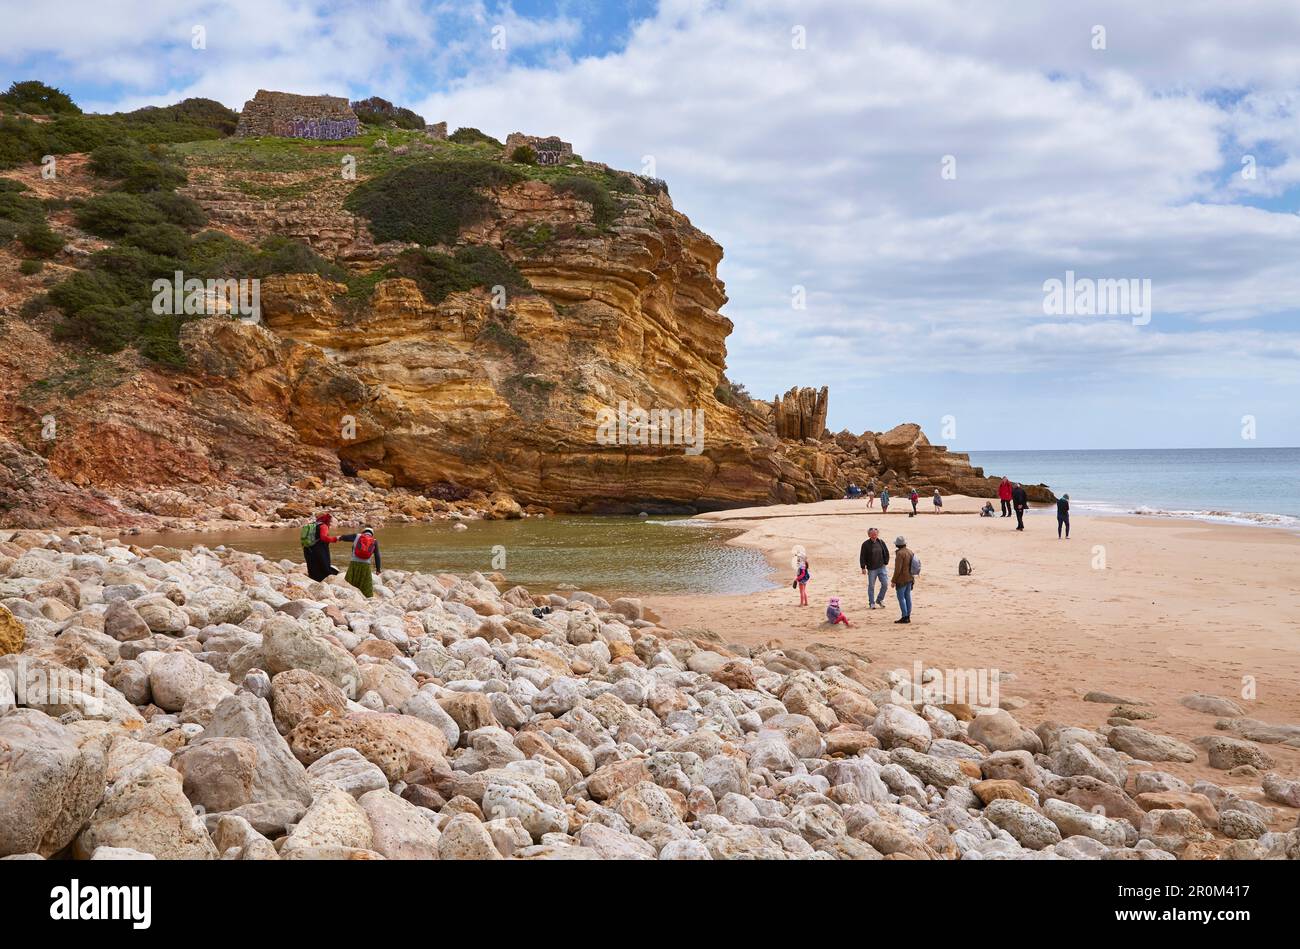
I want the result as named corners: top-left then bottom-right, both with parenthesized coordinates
top-left (235, 90), bottom-right (359, 140)
top-left (504, 132), bottom-right (574, 166)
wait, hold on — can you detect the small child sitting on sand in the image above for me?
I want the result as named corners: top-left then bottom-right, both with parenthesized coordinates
top-left (826, 596), bottom-right (852, 627)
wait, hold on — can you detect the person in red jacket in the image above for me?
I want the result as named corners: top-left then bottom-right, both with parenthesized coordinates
top-left (998, 477), bottom-right (1013, 518)
top-left (303, 512), bottom-right (346, 581)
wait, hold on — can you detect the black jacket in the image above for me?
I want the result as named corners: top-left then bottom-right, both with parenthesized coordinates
top-left (859, 537), bottom-right (890, 570)
top-left (1012, 486), bottom-right (1028, 509)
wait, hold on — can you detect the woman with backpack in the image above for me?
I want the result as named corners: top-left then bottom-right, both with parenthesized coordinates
top-left (343, 527), bottom-right (382, 597)
top-left (890, 535), bottom-right (920, 624)
top-left (908, 488), bottom-right (919, 516)
top-left (301, 512), bottom-right (345, 581)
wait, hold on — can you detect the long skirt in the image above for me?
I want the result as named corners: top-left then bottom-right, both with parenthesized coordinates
top-left (345, 561), bottom-right (374, 598)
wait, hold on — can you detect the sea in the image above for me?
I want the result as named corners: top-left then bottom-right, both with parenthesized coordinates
top-left (966, 447), bottom-right (1300, 530)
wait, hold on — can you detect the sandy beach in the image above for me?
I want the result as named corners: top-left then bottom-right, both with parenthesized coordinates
top-left (648, 497), bottom-right (1300, 802)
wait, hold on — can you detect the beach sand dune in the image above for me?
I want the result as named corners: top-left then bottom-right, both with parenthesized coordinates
top-left (649, 497), bottom-right (1300, 810)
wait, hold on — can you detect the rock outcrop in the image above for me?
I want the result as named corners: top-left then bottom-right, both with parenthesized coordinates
top-left (0, 117), bottom-right (1047, 527)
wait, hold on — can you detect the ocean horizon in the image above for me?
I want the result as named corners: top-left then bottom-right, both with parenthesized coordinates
top-left (966, 446), bottom-right (1300, 529)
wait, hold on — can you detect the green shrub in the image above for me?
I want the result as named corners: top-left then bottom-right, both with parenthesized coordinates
top-left (345, 159), bottom-right (525, 246)
top-left (0, 219), bottom-right (18, 244)
top-left (89, 143), bottom-right (186, 193)
top-left (553, 176), bottom-right (620, 226)
top-left (352, 97), bottom-right (426, 130)
top-left (0, 189), bottom-right (46, 228)
top-left (478, 320), bottom-right (529, 357)
top-left (448, 127), bottom-right (503, 148)
top-left (393, 244), bottom-right (529, 304)
top-left (75, 192), bottom-right (163, 237)
top-left (185, 230), bottom-right (257, 278)
top-left (510, 145), bottom-right (537, 165)
top-left (120, 98), bottom-right (238, 136)
top-left (0, 81), bottom-right (81, 115)
top-left (49, 269), bottom-right (138, 313)
top-left (0, 179), bottom-right (27, 192)
top-left (19, 292), bottom-right (49, 319)
top-left (52, 302), bottom-right (143, 354)
top-left (251, 236), bottom-right (346, 280)
top-left (18, 222), bottom-right (64, 257)
top-left (123, 222), bottom-right (190, 257)
top-left (19, 259), bottom-right (43, 275)
top-left (510, 222), bottom-right (554, 250)
top-left (145, 191), bottom-right (207, 229)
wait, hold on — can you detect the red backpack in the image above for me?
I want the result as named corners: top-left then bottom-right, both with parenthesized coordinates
top-left (353, 533), bottom-right (376, 560)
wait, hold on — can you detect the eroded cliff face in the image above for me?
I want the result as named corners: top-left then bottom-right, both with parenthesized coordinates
top-left (0, 137), bottom-right (1046, 528)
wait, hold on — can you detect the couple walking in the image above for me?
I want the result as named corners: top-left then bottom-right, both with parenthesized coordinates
top-left (300, 512), bottom-right (383, 597)
top-left (997, 477), bottom-right (1030, 530)
top-left (859, 526), bottom-right (920, 624)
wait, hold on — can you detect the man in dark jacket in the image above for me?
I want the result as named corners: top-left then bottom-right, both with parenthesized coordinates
top-left (1012, 483), bottom-right (1029, 531)
top-left (859, 527), bottom-right (890, 609)
top-left (303, 512), bottom-right (346, 581)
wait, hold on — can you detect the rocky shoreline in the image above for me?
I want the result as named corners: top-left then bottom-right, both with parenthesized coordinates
top-left (1, 527), bottom-right (1295, 861)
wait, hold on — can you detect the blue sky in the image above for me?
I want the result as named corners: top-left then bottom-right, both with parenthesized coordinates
top-left (4, 0), bottom-right (1299, 450)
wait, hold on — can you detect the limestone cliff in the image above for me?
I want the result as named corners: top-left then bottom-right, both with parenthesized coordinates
top-left (0, 119), bottom-right (1048, 527)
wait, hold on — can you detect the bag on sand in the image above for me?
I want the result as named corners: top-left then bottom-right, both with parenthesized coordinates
top-left (910, 553), bottom-right (922, 575)
top-left (958, 557), bottom-right (972, 576)
top-left (299, 522), bottom-right (319, 548)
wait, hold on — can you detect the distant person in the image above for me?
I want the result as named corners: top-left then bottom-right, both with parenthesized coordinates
top-left (1012, 482), bottom-right (1028, 531)
top-left (880, 487), bottom-right (890, 513)
top-left (932, 489), bottom-right (943, 513)
top-left (980, 501), bottom-right (996, 517)
top-left (343, 527), bottom-right (382, 597)
top-left (866, 488), bottom-right (876, 508)
top-left (845, 482), bottom-right (861, 499)
top-left (908, 488), bottom-right (919, 516)
top-left (793, 553), bottom-right (810, 607)
top-left (301, 512), bottom-right (346, 581)
top-left (1057, 493), bottom-right (1071, 539)
top-left (891, 535), bottom-right (919, 624)
top-left (859, 526), bottom-right (890, 609)
top-left (998, 477), bottom-right (1013, 517)
top-left (825, 597), bottom-right (852, 627)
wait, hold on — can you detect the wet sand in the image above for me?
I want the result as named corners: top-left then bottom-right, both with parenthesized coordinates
top-left (647, 497), bottom-right (1300, 800)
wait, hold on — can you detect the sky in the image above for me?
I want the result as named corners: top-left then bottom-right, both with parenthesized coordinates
top-left (3, 0), bottom-right (1299, 450)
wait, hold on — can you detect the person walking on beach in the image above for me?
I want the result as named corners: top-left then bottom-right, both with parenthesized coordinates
top-left (866, 488), bottom-right (876, 508)
top-left (1012, 482), bottom-right (1028, 531)
top-left (880, 487), bottom-right (890, 513)
top-left (301, 512), bottom-right (346, 581)
top-left (825, 597), bottom-right (852, 627)
top-left (890, 535), bottom-right (918, 624)
top-left (932, 489), bottom-right (943, 513)
top-left (343, 527), bottom-right (382, 597)
top-left (859, 526), bottom-right (890, 609)
top-left (793, 550), bottom-right (810, 606)
top-left (908, 488), bottom-right (919, 516)
top-left (1057, 493), bottom-right (1070, 539)
top-left (998, 477), bottom-right (1013, 517)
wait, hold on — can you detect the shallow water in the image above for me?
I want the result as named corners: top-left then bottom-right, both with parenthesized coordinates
top-left (969, 447), bottom-right (1300, 529)
top-left (128, 515), bottom-right (777, 599)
